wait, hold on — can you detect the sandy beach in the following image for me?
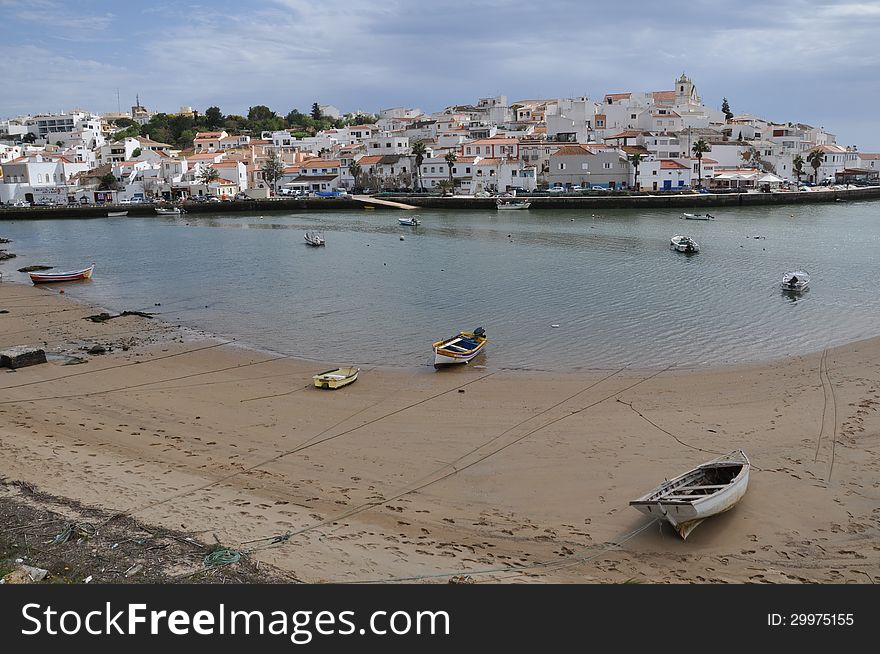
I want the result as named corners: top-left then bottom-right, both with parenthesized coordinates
top-left (1, 280), bottom-right (877, 583)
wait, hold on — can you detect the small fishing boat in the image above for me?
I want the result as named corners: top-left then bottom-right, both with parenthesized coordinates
top-left (107, 211), bottom-right (128, 217)
top-left (312, 366), bottom-right (359, 389)
top-left (155, 207), bottom-right (183, 215)
top-left (398, 216), bottom-right (421, 226)
top-left (682, 212), bottom-right (714, 220)
top-left (670, 234), bottom-right (700, 253)
top-left (629, 450), bottom-right (750, 540)
top-left (29, 263), bottom-right (95, 284)
top-left (496, 199), bottom-right (531, 210)
top-left (781, 270), bottom-right (810, 292)
top-left (432, 327), bottom-right (487, 367)
top-left (304, 230), bottom-right (325, 246)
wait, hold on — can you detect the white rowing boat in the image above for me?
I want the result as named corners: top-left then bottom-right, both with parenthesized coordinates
top-left (781, 270), bottom-right (810, 292)
top-left (670, 234), bottom-right (700, 253)
top-left (312, 366), bottom-right (359, 389)
top-left (629, 450), bottom-right (750, 539)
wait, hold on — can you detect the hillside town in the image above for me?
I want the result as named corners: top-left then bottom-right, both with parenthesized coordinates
top-left (1, 74), bottom-right (878, 206)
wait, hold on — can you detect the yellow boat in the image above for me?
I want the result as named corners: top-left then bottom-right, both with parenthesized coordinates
top-left (312, 367), bottom-right (359, 389)
top-left (432, 327), bottom-right (487, 366)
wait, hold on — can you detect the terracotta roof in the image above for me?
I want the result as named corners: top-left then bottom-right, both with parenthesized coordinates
top-left (660, 160), bottom-right (689, 169)
top-left (355, 155), bottom-right (383, 165)
top-left (552, 145), bottom-right (595, 157)
top-left (187, 152), bottom-right (224, 161)
top-left (348, 125), bottom-right (375, 131)
top-left (212, 162), bottom-right (241, 168)
top-left (652, 91), bottom-right (675, 102)
top-left (858, 153), bottom-right (880, 160)
top-left (604, 93), bottom-right (632, 101)
top-left (622, 145), bottom-right (650, 155)
top-left (816, 144), bottom-right (847, 153)
top-left (290, 175), bottom-right (338, 182)
top-left (605, 130), bottom-right (643, 140)
top-left (302, 159), bottom-right (341, 168)
top-left (467, 137), bottom-right (518, 146)
top-left (194, 132), bottom-right (225, 139)
top-left (476, 157), bottom-right (501, 165)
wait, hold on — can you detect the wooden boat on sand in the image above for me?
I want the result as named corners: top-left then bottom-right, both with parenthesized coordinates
top-left (29, 263), bottom-right (95, 284)
top-left (312, 367), bottom-right (359, 389)
top-left (629, 450), bottom-right (750, 539)
top-left (432, 327), bottom-right (487, 366)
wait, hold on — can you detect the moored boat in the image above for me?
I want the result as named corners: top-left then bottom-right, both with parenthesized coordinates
top-left (29, 263), bottom-right (95, 284)
top-left (670, 234), bottom-right (700, 253)
top-left (155, 207), bottom-right (183, 215)
top-left (107, 211), bottom-right (128, 217)
top-left (398, 216), bottom-right (421, 226)
top-left (682, 212), bottom-right (714, 220)
top-left (304, 230), bottom-right (325, 246)
top-left (432, 327), bottom-right (487, 367)
top-left (312, 367), bottom-right (359, 389)
top-left (629, 450), bottom-right (750, 539)
top-left (781, 270), bottom-right (810, 292)
top-left (496, 199), bottom-right (531, 210)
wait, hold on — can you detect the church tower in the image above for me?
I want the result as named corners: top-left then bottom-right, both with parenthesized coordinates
top-left (675, 73), bottom-right (700, 106)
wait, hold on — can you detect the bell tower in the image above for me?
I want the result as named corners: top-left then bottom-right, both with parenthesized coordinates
top-left (675, 73), bottom-right (700, 105)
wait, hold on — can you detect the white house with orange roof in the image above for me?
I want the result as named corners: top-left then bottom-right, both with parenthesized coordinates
top-left (193, 131), bottom-right (228, 152)
top-left (0, 153), bottom-right (90, 204)
top-left (632, 158), bottom-right (692, 191)
top-left (856, 153), bottom-right (880, 173)
top-left (460, 137), bottom-right (519, 160)
top-left (219, 134), bottom-right (250, 149)
top-left (212, 161), bottom-right (249, 195)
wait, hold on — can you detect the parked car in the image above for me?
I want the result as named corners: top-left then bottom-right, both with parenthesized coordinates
top-left (547, 186), bottom-right (565, 193)
top-left (234, 192), bottom-right (253, 201)
top-left (207, 196), bottom-right (221, 202)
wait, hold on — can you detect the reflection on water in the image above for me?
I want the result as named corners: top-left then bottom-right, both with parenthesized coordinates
top-left (2, 201), bottom-right (879, 370)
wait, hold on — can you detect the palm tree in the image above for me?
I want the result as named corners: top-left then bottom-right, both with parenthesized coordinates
top-left (628, 153), bottom-right (643, 190)
top-left (437, 179), bottom-right (453, 196)
top-left (444, 151), bottom-right (457, 193)
top-left (691, 139), bottom-right (710, 189)
top-left (792, 154), bottom-right (804, 185)
top-left (348, 161), bottom-right (362, 192)
top-left (197, 166), bottom-right (220, 194)
top-left (807, 149), bottom-right (824, 184)
top-left (411, 141), bottom-right (427, 192)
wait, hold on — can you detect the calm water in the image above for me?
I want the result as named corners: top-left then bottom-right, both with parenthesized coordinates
top-left (2, 201), bottom-right (879, 370)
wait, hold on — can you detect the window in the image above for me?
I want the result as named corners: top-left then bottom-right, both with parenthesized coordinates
top-left (581, 163), bottom-right (589, 170)
top-left (465, 167), bottom-right (471, 173)
top-left (631, 114), bottom-right (637, 120)
top-left (559, 162), bottom-right (566, 170)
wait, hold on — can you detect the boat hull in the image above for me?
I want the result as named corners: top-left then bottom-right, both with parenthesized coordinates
top-left (312, 368), bottom-right (359, 389)
top-left (497, 202), bottom-right (531, 210)
top-left (432, 330), bottom-right (487, 367)
top-left (29, 264), bottom-right (95, 284)
top-left (629, 450), bottom-right (750, 540)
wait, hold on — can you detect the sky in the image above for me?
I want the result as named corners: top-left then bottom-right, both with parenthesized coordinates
top-left (1, 0), bottom-right (878, 150)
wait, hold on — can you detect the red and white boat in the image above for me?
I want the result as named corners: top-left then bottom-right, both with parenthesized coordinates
top-left (28, 264), bottom-right (95, 284)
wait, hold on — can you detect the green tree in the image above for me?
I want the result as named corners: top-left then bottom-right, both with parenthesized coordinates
top-left (311, 102), bottom-right (322, 121)
top-left (205, 106), bottom-right (224, 129)
top-left (21, 132), bottom-right (37, 144)
top-left (247, 105), bottom-right (276, 123)
top-left (132, 147), bottom-right (142, 158)
top-left (261, 151), bottom-right (284, 195)
top-left (437, 179), bottom-right (453, 196)
top-left (721, 98), bottom-right (733, 121)
top-left (628, 152), bottom-right (643, 190)
top-left (98, 173), bottom-right (118, 190)
top-left (177, 129), bottom-right (196, 149)
top-left (691, 139), bottom-right (711, 189)
top-left (113, 117), bottom-right (137, 128)
top-left (197, 165), bottom-right (220, 189)
top-left (285, 109), bottom-right (304, 127)
top-left (224, 115), bottom-right (247, 133)
top-left (348, 161), bottom-right (362, 191)
top-left (792, 154), bottom-right (805, 184)
top-left (444, 151), bottom-right (457, 190)
top-left (807, 149), bottom-right (824, 184)
top-left (411, 141), bottom-right (427, 191)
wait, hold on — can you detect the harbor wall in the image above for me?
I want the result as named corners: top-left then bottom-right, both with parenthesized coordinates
top-left (1, 185), bottom-right (879, 219)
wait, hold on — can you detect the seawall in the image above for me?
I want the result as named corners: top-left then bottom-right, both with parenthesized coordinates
top-left (1, 185), bottom-right (879, 219)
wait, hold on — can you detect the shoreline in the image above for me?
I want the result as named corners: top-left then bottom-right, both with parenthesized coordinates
top-left (1, 185), bottom-right (878, 220)
top-left (1, 280), bottom-right (878, 584)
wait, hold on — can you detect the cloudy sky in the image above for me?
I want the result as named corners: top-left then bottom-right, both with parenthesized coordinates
top-left (1, 0), bottom-right (878, 150)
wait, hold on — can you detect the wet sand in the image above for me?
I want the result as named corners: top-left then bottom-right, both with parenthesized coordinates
top-left (1, 281), bottom-right (877, 583)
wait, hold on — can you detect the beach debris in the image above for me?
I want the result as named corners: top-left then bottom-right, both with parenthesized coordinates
top-left (83, 575), bottom-right (93, 584)
top-left (52, 521), bottom-right (97, 544)
top-left (87, 344), bottom-right (107, 355)
top-left (448, 574), bottom-right (475, 584)
top-left (17, 265), bottom-right (53, 273)
top-left (85, 310), bottom-right (155, 323)
top-left (0, 310), bottom-right (8, 314)
top-left (400, 235), bottom-right (405, 240)
top-left (124, 564), bottom-right (142, 578)
top-left (0, 345), bottom-right (47, 369)
top-left (0, 237), bottom-right (10, 243)
top-left (2, 564), bottom-right (49, 584)
top-left (458, 389), bottom-right (465, 393)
